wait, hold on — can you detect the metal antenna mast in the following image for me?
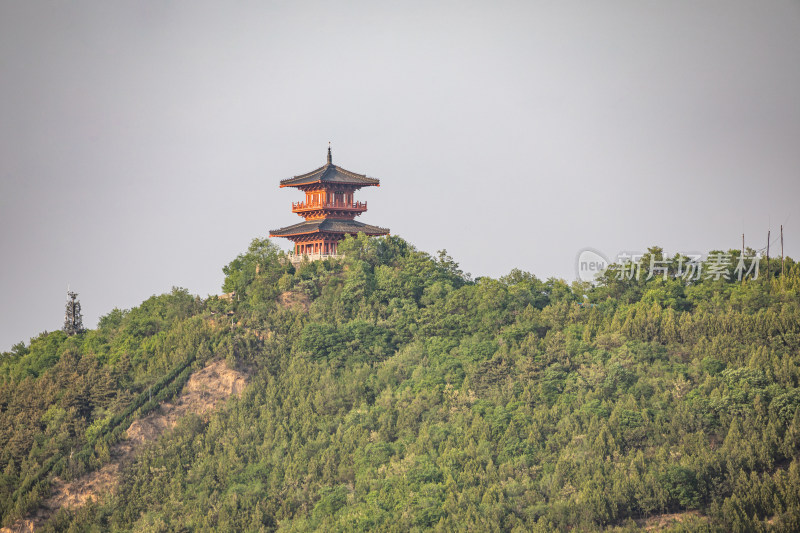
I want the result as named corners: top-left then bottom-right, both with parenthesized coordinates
top-left (63, 291), bottom-right (84, 335)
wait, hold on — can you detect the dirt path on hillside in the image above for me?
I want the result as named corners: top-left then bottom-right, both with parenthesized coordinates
top-left (2, 359), bottom-right (249, 533)
top-left (638, 510), bottom-right (705, 530)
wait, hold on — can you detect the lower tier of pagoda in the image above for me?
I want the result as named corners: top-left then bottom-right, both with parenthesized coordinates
top-left (269, 218), bottom-right (390, 256)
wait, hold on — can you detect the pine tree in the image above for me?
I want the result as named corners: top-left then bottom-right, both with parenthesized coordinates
top-left (63, 291), bottom-right (84, 335)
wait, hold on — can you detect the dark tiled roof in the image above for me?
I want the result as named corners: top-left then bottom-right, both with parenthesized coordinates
top-left (279, 163), bottom-right (380, 187)
top-left (269, 218), bottom-right (390, 237)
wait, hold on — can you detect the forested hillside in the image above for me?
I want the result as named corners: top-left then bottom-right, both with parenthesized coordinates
top-left (2, 235), bottom-right (800, 532)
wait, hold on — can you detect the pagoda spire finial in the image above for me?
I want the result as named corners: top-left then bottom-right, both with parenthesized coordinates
top-left (327, 142), bottom-right (332, 164)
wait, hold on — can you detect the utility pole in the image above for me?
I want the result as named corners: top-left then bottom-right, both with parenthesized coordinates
top-left (742, 234), bottom-right (745, 285)
top-left (781, 224), bottom-right (785, 289)
top-left (767, 230), bottom-right (771, 282)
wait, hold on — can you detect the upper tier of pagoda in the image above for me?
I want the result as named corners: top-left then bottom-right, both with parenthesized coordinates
top-left (279, 147), bottom-right (380, 189)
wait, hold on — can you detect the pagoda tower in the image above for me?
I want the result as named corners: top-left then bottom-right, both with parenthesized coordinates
top-left (270, 147), bottom-right (389, 259)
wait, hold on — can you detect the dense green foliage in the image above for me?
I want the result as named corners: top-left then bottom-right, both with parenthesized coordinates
top-left (2, 235), bottom-right (800, 531)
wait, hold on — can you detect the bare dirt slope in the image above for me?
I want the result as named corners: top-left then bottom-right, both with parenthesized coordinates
top-left (279, 290), bottom-right (310, 311)
top-left (640, 510), bottom-right (706, 530)
top-left (2, 359), bottom-right (248, 532)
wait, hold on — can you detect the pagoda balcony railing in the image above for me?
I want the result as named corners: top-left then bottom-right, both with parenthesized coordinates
top-left (291, 200), bottom-right (367, 211)
top-left (287, 252), bottom-right (344, 264)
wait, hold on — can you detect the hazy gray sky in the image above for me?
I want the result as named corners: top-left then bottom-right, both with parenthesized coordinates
top-left (1, 1), bottom-right (799, 350)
